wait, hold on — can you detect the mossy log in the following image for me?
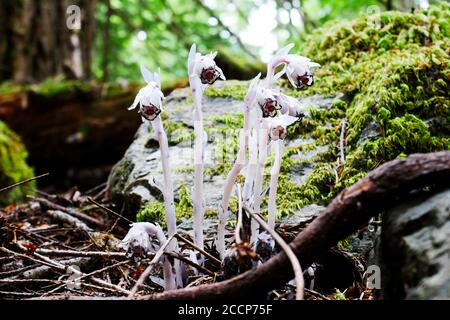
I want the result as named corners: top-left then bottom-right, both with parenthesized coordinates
top-left (0, 80), bottom-right (141, 189)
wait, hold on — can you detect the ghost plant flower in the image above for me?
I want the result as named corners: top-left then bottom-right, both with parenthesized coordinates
top-left (123, 222), bottom-right (176, 290)
top-left (256, 87), bottom-right (282, 118)
top-left (188, 44), bottom-right (225, 251)
top-left (286, 55), bottom-right (320, 89)
top-left (265, 115), bottom-right (300, 229)
top-left (129, 65), bottom-right (177, 239)
top-left (127, 65), bottom-right (181, 288)
top-left (217, 74), bottom-right (260, 259)
top-left (128, 66), bottom-right (164, 121)
top-left (264, 43), bottom-right (320, 90)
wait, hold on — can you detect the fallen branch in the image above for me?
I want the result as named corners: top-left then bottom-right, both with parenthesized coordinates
top-left (35, 248), bottom-right (126, 259)
top-left (35, 197), bottom-right (103, 228)
top-left (146, 151), bottom-right (450, 299)
top-left (46, 210), bottom-right (92, 232)
top-left (87, 197), bottom-right (133, 224)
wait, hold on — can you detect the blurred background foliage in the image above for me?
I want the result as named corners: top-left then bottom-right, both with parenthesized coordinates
top-left (1, 0), bottom-right (441, 88)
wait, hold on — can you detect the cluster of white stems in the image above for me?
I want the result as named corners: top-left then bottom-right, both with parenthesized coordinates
top-left (123, 43), bottom-right (319, 290)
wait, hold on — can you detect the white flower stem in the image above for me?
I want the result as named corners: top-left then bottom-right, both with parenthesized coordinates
top-left (268, 140), bottom-right (284, 229)
top-left (191, 80), bottom-right (206, 251)
top-left (217, 106), bottom-right (251, 258)
top-left (251, 123), bottom-right (269, 242)
top-left (151, 117), bottom-right (182, 287)
top-left (151, 117), bottom-right (176, 238)
top-left (242, 111), bottom-right (258, 203)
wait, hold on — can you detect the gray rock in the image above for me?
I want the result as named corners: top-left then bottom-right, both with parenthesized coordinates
top-left (356, 120), bottom-right (382, 147)
top-left (280, 204), bottom-right (325, 225)
top-left (380, 189), bottom-right (450, 299)
top-left (299, 93), bottom-right (346, 110)
top-left (108, 85), bottom-right (244, 218)
top-left (108, 82), bottom-right (345, 223)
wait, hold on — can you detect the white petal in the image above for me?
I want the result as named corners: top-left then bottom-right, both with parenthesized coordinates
top-left (244, 73), bottom-right (261, 105)
top-left (140, 64), bottom-right (154, 84)
top-left (279, 114), bottom-right (299, 127)
top-left (273, 65), bottom-right (287, 82)
top-left (188, 43), bottom-right (197, 75)
top-left (217, 66), bottom-right (226, 80)
top-left (209, 51), bottom-right (218, 59)
top-left (275, 43), bottom-right (295, 58)
top-left (128, 93), bottom-right (141, 110)
top-left (154, 68), bottom-right (161, 88)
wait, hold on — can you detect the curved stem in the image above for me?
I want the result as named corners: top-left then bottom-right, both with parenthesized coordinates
top-left (217, 109), bottom-right (250, 258)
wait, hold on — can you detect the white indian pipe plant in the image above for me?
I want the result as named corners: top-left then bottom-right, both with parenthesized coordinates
top-left (122, 44), bottom-right (319, 284)
top-left (188, 44), bottom-right (225, 251)
top-left (125, 65), bottom-right (182, 288)
top-left (123, 222), bottom-right (176, 290)
top-left (219, 43), bottom-right (319, 255)
top-left (217, 74), bottom-right (260, 259)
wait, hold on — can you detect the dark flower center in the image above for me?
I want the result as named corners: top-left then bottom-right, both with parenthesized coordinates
top-left (200, 66), bottom-right (219, 84)
top-left (263, 99), bottom-right (278, 112)
top-left (140, 103), bottom-right (161, 120)
top-left (297, 73), bottom-right (312, 88)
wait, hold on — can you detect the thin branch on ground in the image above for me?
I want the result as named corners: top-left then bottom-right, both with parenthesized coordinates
top-left (0, 173), bottom-right (49, 194)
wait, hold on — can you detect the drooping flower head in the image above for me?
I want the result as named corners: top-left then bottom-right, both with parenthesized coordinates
top-left (286, 55), bottom-right (320, 89)
top-left (188, 44), bottom-right (225, 85)
top-left (274, 93), bottom-right (308, 118)
top-left (122, 222), bottom-right (165, 260)
top-left (256, 87), bottom-right (282, 118)
top-left (264, 114), bottom-right (299, 141)
top-left (128, 65), bottom-right (165, 121)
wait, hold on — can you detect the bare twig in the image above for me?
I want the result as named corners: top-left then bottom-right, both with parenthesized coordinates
top-left (0, 173), bottom-right (49, 194)
top-left (166, 252), bottom-right (215, 277)
top-left (243, 205), bottom-right (304, 300)
top-left (87, 197), bottom-right (133, 224)
top-left (175, 234), bottom-right (221, 266)
top-left (35, 248), bottom-right (126, 259)
top-left (339, 117), bottom-right (347, 165)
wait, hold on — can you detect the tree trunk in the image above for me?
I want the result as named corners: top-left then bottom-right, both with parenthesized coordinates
top-left (0, 0), bottom-right (96, 83)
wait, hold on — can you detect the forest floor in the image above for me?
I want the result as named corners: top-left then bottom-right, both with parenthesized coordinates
top-left (0, 183), bottom-right (374, 300)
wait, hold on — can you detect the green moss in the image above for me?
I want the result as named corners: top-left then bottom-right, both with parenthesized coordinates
top-left (0, 121), bottom-right (35, 206)
top-left (287, 3), bottom-right (450, 202)
top-left (136, 183), bottom-right (195, 226)
top-left (141, 4), bottom-right (450, 222)
top-left (204, 80), bottom-right (249, 100)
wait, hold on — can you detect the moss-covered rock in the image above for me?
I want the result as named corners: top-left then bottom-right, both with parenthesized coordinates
top-left (294, 3), bottom-right (450, 198)
top-left (202, 3), bottom-right (449, 218)
top-left (111, 4), bottom-right (450, 224)
top-left (0, 120), bottom-right (35, 205)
